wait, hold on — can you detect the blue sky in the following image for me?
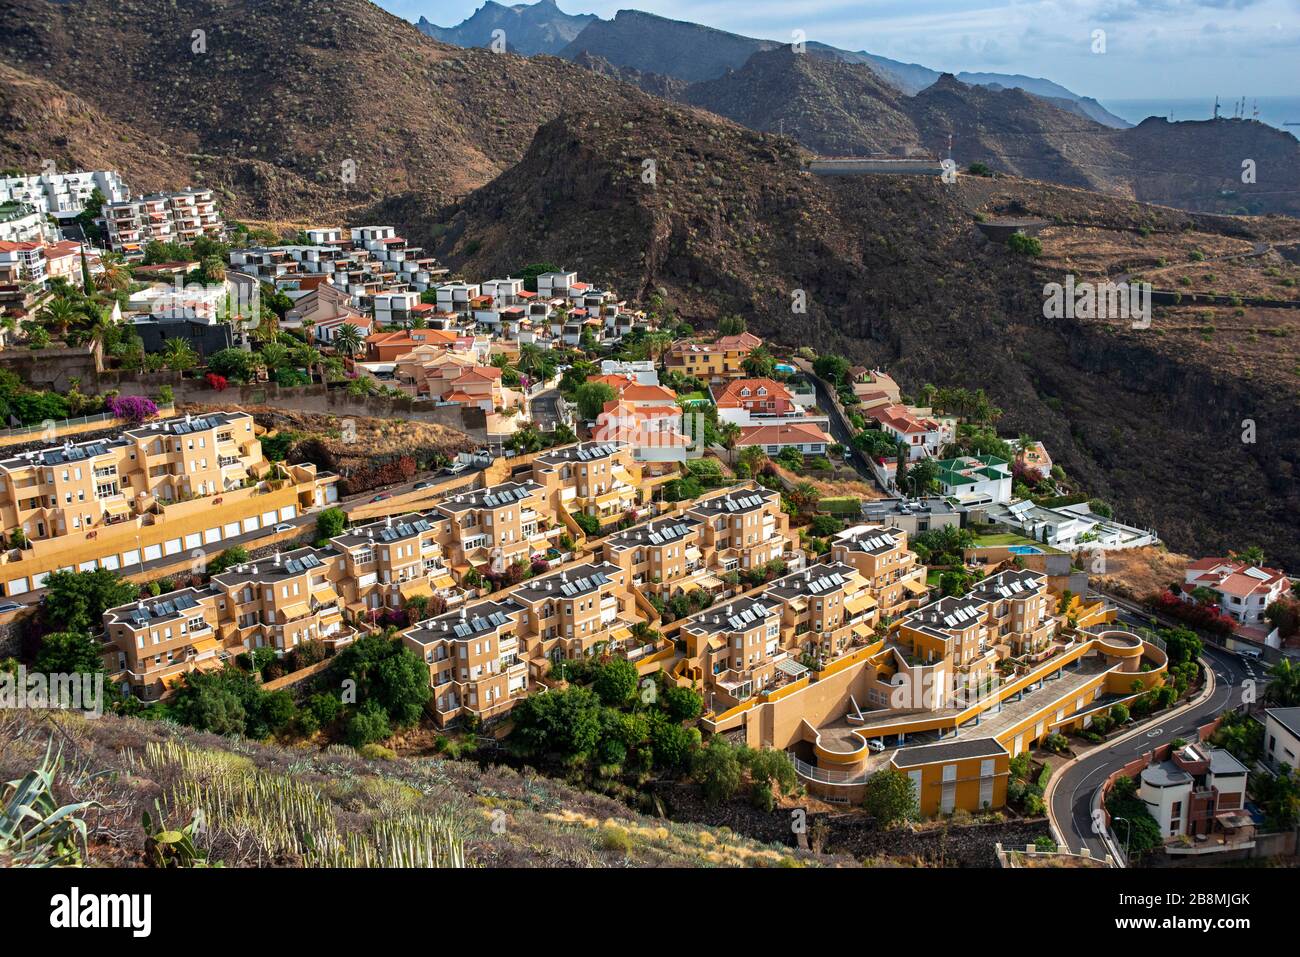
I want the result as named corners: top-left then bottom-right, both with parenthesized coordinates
top-left (380, 0), bottom-right (1300, 99)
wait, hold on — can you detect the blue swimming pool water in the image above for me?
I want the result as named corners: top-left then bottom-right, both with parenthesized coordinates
top-left (1007, 545), bottom-right (1043, 555)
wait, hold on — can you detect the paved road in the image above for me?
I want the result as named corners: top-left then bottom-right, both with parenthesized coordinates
top-left (795, 362), bottom-right (877, 485)
top-left (1050, 604), bottom-right (1267, 858)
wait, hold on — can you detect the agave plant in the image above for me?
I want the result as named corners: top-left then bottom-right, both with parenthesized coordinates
top-left (0, 742), bottom-right (101, 867)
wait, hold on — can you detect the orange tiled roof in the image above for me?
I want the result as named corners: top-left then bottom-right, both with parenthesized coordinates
top-left (737, 422), bottom-right (830, 447)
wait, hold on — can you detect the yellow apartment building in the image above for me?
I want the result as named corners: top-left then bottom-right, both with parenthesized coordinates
top-left (679, 595), bottom-right (789, 710)
top-left (431, 479), bottom-right (557, 574)
top-left (664, 332), bottom-right (762, 383)
top-left (889, 739), bottom-right (1010, 816)
top-left (600, 514), bottom-right (706, 595)
top-left (764, 561), bottom-right (880, 665)
top-left (507, 560), bottom-right (644, 665)
top-left (1, 411), bottom-right (337, 598)
top-left (102, 547), bottom-right (355, 700)
top-left (402, 598), bottom-right (527, 726)
top-left (969, 568), bottom-right (1056, 662)
top-left (326, 512), bottom-right (460, 622)
top-left (683, 484), bottom-right (796, 576)
top-left (830, 523), bottom-right (929, 620)
top-left (528, 441), bottom-right (647, 525)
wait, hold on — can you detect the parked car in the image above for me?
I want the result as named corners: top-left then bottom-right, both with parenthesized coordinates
top-left (413, 480), bottom-right (435, 491)
top-left (1238, 646), bottom-right (1263, 660)
top-left (273, 523), bottom-right (295, 533)
top-left (0, 601), bottom-right (22, 614)
top-left (370, 492), bottom-right (393, 503)
top-left (866, 739), bottom-right (886, 753)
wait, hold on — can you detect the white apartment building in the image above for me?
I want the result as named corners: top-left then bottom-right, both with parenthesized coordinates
top-left (0, 202), bottom-right (54, 244)
top-left (0, 169), bottom-right (129, 220)
top-left (101, 188), bottom-right (222, 257)
top-left (374, 290), bottom-right (420, 328)
top-left (229, 226), bottom-right (447, 312)
top-left (434, 281), bottom-right (481, 314)
top-left (536, 271), bottom-right (578, 299)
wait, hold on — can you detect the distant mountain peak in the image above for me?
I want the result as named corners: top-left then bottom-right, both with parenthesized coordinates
top-left (416, 0), bottom-right (596, 56)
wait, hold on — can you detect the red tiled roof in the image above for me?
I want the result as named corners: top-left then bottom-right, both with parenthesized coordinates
top-left (712, 378), bottom-right (792, 407)
top-left (737, 422), bottom-right (830, 447)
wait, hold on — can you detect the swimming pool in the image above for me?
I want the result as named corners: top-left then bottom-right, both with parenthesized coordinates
top-left (1007, 545), bottom-right (1044, 555)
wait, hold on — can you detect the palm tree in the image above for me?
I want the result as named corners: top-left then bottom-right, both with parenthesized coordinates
top-left (292, 345), bottom-right (323, 383)
top-left (200, 256), bottom-right (226, 283)
top-left (719, 421), bottom-right (742, 465)
top-left (258, 341), bottom-right (289, 374)
top-left (93, 255), bottom-right (131, 293)
top-left (36, 297), bottom-right (80, 339)
top-left (161, 339), bottom-right (199, 373)
top-left (788, 481), bottom-right (820, 514)
top-left (1264, 659), bottom-right (1300, 707)
top-left (1235, 545), bottom-right (1266, 567)
top-left (76, 309), bottom-right (115, 352)
top-left (333, 321), bottom-right (364, 358)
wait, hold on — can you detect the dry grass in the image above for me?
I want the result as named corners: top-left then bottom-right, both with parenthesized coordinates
top-left (770, 462), bottom-right (888, 501)
top-left (1090, 545), bottom-right (1194, 602)
top-left (1142, 254), bottom-right (1300, 299)
top-left (1036, 225), bottom-right (1254, 281)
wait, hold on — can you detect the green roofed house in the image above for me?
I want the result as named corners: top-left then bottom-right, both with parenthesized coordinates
top-left (935, 455), bottom-right (1012, 506)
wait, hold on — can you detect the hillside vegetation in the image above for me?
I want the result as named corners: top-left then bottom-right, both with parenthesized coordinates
top-left (0, 710), bottom-right (832, 868)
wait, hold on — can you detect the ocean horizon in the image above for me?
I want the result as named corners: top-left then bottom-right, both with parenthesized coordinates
top-left (1102, 96), bottom-right (1300, 134)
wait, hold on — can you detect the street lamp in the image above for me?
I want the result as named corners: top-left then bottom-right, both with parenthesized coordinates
top-left (1112, 815), bottom-right (1133, 864)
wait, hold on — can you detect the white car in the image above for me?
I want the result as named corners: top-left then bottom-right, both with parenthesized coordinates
top-left (866, 739), bottom-right (886, 753)
top-left (274, 523), bottom-right (295, 533)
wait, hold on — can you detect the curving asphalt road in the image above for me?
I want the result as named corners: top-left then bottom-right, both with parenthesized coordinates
top-left (1049, 605), bottom-right (1268, 858)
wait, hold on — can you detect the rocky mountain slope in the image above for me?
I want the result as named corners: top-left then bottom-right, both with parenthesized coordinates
top-left (680, 49), bottom-right (921, 157)
top-left (554, 8), bottom-right (1129, 127)
top-left (425, 99), bottom-right (1300, 567)
top-left (0, 0), bottom-right (648, 217)
top-left (666, 55), bottom-right (1300, 217)
top-left (416, 0), bottom-right (596, 55)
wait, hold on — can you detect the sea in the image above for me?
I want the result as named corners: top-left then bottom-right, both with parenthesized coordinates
top-left (1102, 96), bottom-right (1300, 134)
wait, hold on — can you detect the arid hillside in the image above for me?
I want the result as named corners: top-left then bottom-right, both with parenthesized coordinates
top-left (0, 710), bottom-right (830, 868)
top-left (0, 0), bottom-right (652, 217)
